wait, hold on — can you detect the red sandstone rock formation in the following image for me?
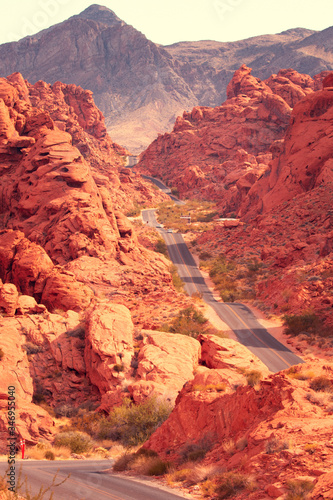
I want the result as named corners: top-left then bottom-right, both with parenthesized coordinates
top-left (137, 66), bottom-right (329, 217)
top-left (143, 360), bottom-right (333, 497)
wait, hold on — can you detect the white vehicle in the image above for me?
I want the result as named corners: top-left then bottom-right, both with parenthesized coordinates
top-left (167, 228), bottom-right (173, 233)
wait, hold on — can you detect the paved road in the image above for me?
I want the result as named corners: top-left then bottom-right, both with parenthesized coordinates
top-left (142, 209), bottom-right (303, 372)
top-left (0, 460), bottom-right (189, 500)
top-left (141, 176), bottom-right (185, 205)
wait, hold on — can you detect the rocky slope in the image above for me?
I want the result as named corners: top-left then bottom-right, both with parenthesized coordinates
top-left (144, 358), bottom-right (333, 499)
top-left (0, 71), bottom-right (195, 448)
top-left (138, 65), bottom-right (330, 215)
top-left (0, 6), bottom-right (332, 152)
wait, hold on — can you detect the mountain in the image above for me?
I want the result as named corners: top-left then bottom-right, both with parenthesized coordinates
top-left (0, 5), bottom-right (332, 153)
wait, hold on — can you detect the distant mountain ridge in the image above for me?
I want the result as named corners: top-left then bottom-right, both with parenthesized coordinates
top-left (0, 4), bottom-right (332, 152)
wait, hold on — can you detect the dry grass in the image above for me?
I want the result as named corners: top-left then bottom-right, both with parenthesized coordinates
top-left (222, 439), bottom-right (236, 455)
top-left (25, 445), bottom-right (72, 460)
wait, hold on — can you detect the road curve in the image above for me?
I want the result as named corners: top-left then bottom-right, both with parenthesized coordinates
top-left (142, 209), bottom-right (303, 372)
top-left (0, 460), bottom-right (190, 500)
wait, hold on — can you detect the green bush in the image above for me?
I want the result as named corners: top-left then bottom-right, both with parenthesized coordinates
top-left (170, 264), bottom-right (185, 293)
top-left (161, 305), bottom-right (210, 339)
top-left (113, 363), bottom-right (124, 373)
top-left (54, 404), bottom-right (78, 418)
top-left (98, 397), bottom-right (172, 446)
top-left (283, 312), bottom-right (328, 337)
top-left (54, 431), bottom-right (94, 454)
top-left (155, 238), bottom-right (168, 257)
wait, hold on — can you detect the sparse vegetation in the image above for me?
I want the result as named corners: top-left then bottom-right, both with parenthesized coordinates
top-left (309, 375), bottom-right (332, 392)
top-left (170, 264), bottom-right (185, 293)
top-left (54, 431), bottom-right (94, 454)
top-left (97, 397), bottom-right (172, 446)
top-left (155, 237), bottom-right (168, 257)
top-left (125, 202), bottom-right (146, 217)
top-left (113, 450), bottom-right (171, 476)
top-left (215, 472), bottom-right (254, 499)
top-left (245, 370), bottom-right (262, 387)
top-left (201, 254), bottom-right (262, 302)
top-left (179, 435), bottom-right (214, 463)
top-left (22, 342), bottom-right (44, 355)
top-left (160, 305), bottom-right (213, 339)
top-left (285, 478), bottom-right (314, 500)
top-left (265, 437), bottom-right (289, 454)
top-left (283, 312), bottom-right (331, 338)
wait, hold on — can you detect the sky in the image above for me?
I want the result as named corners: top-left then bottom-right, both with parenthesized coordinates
top-left (1, 0), bottom-right (332, 46)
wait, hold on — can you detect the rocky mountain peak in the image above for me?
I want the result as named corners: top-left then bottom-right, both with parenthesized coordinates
top-left (76, 4), bottom-right (124, 26)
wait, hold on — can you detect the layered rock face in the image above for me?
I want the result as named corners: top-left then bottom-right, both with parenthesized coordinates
top-left (0, 71), bottom-right (190, 447)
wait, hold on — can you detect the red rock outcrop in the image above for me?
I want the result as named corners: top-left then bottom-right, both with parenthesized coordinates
top-left (137, 66), bottom-right (329, 217)
top-left (84, 303), bottom-right (134, 395)
top-left (143, 360), bottom-right (333, 496)
top-left (129, 331), bottom-right (201, 404)
top-left (240, 83), bottom-right (333, 218)
top-left (0, 316), bottom-right (55, 452)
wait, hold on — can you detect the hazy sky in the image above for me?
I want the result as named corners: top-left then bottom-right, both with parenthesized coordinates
top-left (1, 0), bottom-right (332, 46)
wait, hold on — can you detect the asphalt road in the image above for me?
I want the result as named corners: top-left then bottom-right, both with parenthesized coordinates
top-left (141, 176), bottom-right (185, 205)
top-left (142, 209), bottom-right (303, 372)
top-left (0, 460), bottom-right (190, 500)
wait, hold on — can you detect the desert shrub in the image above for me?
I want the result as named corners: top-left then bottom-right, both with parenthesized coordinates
top-left (113, 363), bottom-right (124, 373)
top-left (222, 439), bottom-right (236, 455)
top-left (265, 437), bottom-right (289, 454)
top-left (94, 447), bottom-right (109, 458)
top-left (161, 305), bottom-right (209, 339)
top-left (236, 437), bottom-right (248, 451)
top-left (179, 435), bottom-right (214, 462)
top-left (22, 342), bottom-right (43, 354)
top-left (54, 403), bottom-right (78, 418)
top-left (192, 383), bottom-right (226, 393)
top-left (199, 251), bottom-right (212, 261)
top-left (197, 211), bottom-right (219, 222)
top-left (0, 348), bottom-right (4, 361)
top-left (145, 458), bottom-right (171, 476)
top-left (245, 370), bottom-right (262, 387)
top-left (44, 450), bottom-right (55, 460)
top-left (170, 264), bottom-right (185, 293)
top-left (283, 312), bottom-right (329, 338)
top-left (309, 375), bottom-right (332, 392)
top-left (286, 366), bottom-right (314, 381)
top-left (286, 479), bottom-right (314, 500)
top-left (125, 202), bottom-right (145, 217)
top-left (98, 397), bottom-right (172, 446)
top-left (54, 431), bottom-right (93, 454)
top-left (113, 453), bottom-right (136, 471)
top-left (215, 472), bottom-right (252, 499)
top-left (155, 238), bottom-right (168, 257)
top-left (69, 409), bottom-right (102, 436)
